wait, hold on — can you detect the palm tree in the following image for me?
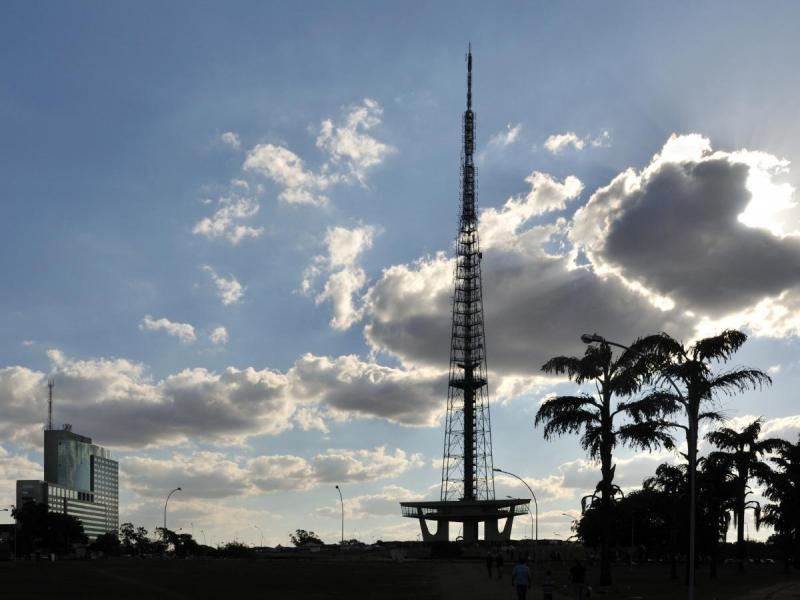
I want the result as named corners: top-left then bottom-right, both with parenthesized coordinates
top-left (706, 418), bottom-right (782, 571)
top-left (762, 436), bottom-right (800, 573)
top-left (537, 341), bottom-right (675, 586)
top-left (633, 329), bottom-right (771, 584)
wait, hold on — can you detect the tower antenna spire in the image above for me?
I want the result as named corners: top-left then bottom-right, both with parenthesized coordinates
top-left (466, 44), bottom-right (472, 110)
top-left (47, 377), bottom-right (54, 431)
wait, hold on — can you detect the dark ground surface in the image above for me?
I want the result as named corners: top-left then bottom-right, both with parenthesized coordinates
top-left (1, 558), bottom-right (799, 599)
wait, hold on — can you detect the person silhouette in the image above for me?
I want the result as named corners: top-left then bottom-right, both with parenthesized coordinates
top-left (511, 557), bottom-right (531, 600)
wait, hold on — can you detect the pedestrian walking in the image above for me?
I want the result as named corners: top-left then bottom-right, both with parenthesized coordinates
top-left (511, 557), bottom-right (531, 600)
top-left (495, 551), bottom-right (504, 579)
top-left (486, 551), bottom-right (494, 578)
top-left (569, 559), bottom-right (586, 600)
top-left (542, 570), bottom-right (554, 600)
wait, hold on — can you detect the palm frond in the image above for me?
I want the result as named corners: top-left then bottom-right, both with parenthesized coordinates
top-left (617, 422), bottom-right (675, 452)
top-left (709, 368), bottom-right (771, 395)
top-left (692, 329), bottom-right (748, 362)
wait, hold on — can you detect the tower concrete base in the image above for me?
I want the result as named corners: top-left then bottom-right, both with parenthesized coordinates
top-left (401, 499), bottom-right (529, 543)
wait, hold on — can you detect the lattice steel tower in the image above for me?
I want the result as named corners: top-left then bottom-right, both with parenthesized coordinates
top-left (400, 48), bottom-right (527, 544)
top-left (440, 47), bottom-right (495, 503)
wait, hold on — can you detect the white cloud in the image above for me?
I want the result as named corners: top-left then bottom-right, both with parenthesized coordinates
top-left (315, 485), bottom-right (418, 519)
top-left (0, 348), bottom-right (445, 449)
top-left (121, 447), bottom-right (424, 500)
top-left (362, 167), bottom-right (693, 376)
top-left (544, 130), bottom-right (610, 154)
top-left (192, 195), bottom-right (264, 244)
top-left (570, 133), bottom-right (800, 337)
top-left (488, 123), bottom-right (522, 148)
top-left (209, 326), bottom-right (229, 346)
top-left (303, 225), bottom-right (376, 330)
top-left (480, 172), bottom-right (583, 249)
top-left (243, 99), bottom-right (393, 207)
top-left (139, 315), bottom-right (196, 344)
top-left (202, 266), bottom-right (245, 306)
top-left (220, 131), bottom-right (241, 150)
top-left (316, 98), bottom-right (393, 185)
top-left (243, 144), bottom-right (331, 206)
top-left (544, 132), bottom-right (585, 154)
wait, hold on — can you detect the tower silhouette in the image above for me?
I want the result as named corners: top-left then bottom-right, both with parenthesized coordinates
top-left (401, 48), bottom-right (527, 543)
top-left (441, 46), bottom-right (495, 503)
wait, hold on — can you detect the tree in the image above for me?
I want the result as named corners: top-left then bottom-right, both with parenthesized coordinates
top-left (90, 532), bottom-right (121, 556)
top-left (643, 463), bottom-right (687, 580)
top-left (11, 502), bottom-right (88, 555)
top-left (290, 529), bottom-right (324, 546)
top-left (635, 330), bottom-right (771, 580)
top-left (762, 436), bottom-right (800, 573)
top-left (696, 455), bottom-right (734, 578)
top-left (706, 417), bottom-right (781, 571)
top-left (537, 341), bottom-right (675, 585)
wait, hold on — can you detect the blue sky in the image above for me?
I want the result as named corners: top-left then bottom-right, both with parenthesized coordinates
top-left (2, 1), bottom-right (800, 545)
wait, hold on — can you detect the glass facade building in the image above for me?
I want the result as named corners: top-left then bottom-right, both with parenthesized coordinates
top-left (17, 427), bottom-right (119, 540)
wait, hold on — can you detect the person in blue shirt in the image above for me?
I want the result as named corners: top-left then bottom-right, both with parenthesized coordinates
top-left (511, 557), bottom-right (531, 600)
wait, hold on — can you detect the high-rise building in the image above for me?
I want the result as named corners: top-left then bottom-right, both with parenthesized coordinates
top-left (16, 389), bottom-right (119, 539)
top-left (400, 49), bottom-right (529, 542)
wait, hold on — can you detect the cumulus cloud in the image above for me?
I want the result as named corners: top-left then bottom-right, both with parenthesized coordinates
top-left (0, 349), bottom-right (445, 449)
top-left (243, 99), bottom-right (393, 206)
top-left (139, 315), bottom-right (196, 344)
top-left (202, 266), bottom-right (245, 305)
top-left (362, 170), bottom-right (693, 375)
top-left (220, 131), bottom-right (241, 150)
top-left (192, 195), bottom-right (263, 244)
top-left (209, 326), bottom-right (229, 346)
top-left (315, 98), bottom-right (393, 185)
top-left (302, 225), bottom-right (376, 330)
top-left (571, 133), bottom-right (800, 334)
top-left (315, 485), bottom-right (418, 519)
top-left (544, 130), bottom-right (610, 154)
top-left (122, 448), bottom-right (423, 499)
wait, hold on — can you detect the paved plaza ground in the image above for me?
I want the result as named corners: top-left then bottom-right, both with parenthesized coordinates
top-left (1, 557), bottom-right (798, 599)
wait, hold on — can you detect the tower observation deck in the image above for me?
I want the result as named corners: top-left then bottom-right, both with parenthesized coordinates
top-left (400, 48), bottom-right (529, 543)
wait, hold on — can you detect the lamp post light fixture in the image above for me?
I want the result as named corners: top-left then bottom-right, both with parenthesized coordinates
top-left (581, 332), bottom-right (694, 600)
top-left (493, 467), bottom-right (538, 544)
top-left (164, 487), bottom-right (182, 542)
top-left (200, 529), bottom-right (206, 546)
top-left (254, 525), bottom-right (263, 547)
top-left (335, 485), bottom-right (344, 544)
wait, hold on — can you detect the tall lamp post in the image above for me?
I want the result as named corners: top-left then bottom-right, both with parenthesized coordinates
top-left (254, 525), bottom-right (263, 547)
top-left (335, 485), bottom-right (344, 544)
top-left (164, 487), bottom-right (182, 543)
top-left (493, 467), bottom-right (538, 544)
top-left (580, 333), bottom-right (693, 600)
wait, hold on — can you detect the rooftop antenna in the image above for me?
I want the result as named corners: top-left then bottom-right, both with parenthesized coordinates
top-left (47, 378), bottom-right (54, 431)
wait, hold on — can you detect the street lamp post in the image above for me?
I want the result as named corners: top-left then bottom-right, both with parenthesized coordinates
top-left (335, 485), bottom-right (344, 544)
top-left (493, 467), bottom-right (538, 544)
top-left (254, 525), bottom-right (263, 547)
top-left (508, 496), bottom-right (535, 541)
top-left (200, 529), bottom-right (206, 546)
top-left (164, 487), bottom-right (182, 543)
top-left (581, 333), bottom-right (694, 600)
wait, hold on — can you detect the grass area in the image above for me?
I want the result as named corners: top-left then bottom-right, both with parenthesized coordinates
top-left (0, 557), bottom-right (798, 599)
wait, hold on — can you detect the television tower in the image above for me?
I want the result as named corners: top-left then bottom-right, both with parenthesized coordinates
top-left (400, 48), bottom-right (528, 543)
top-left (440, 46), bottom-right (495, 503)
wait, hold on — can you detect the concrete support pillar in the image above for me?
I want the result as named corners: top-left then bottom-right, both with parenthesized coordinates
top-left (485, 516), bottom-right (515, 542)
top-left (463, 520), bottom-right (479, 543)
top-left (419, 518), bottom-right (449, 542)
